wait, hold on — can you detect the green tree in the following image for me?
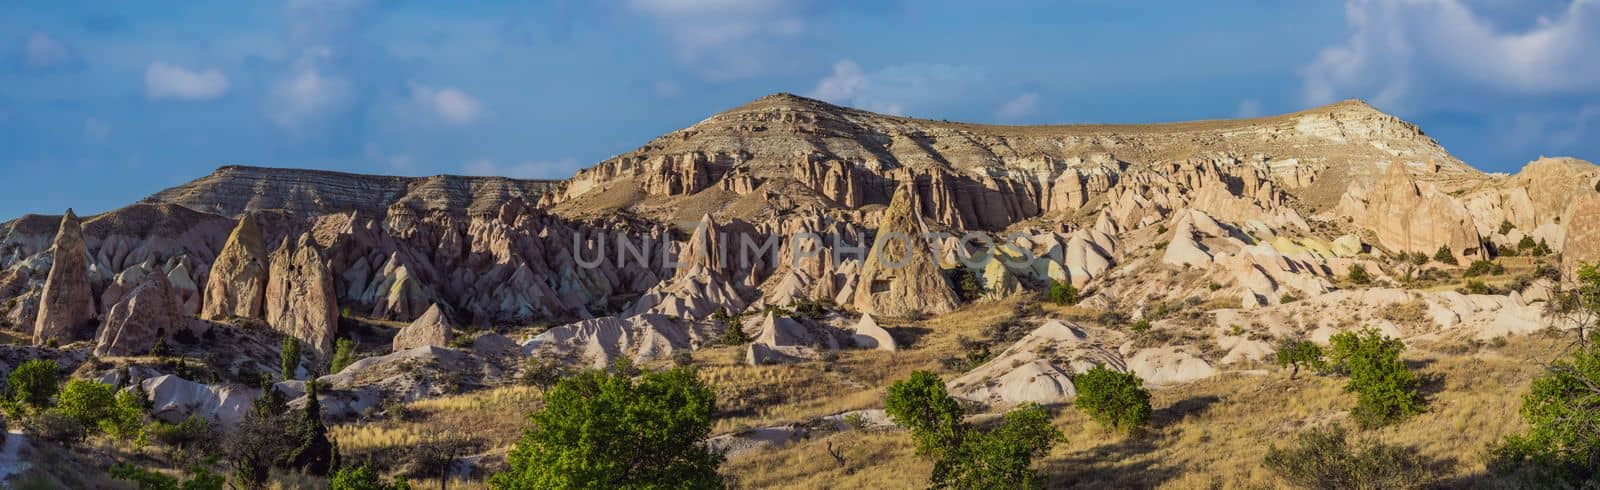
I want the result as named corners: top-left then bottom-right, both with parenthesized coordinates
top-left (280, 337), bottom-right (302, 381)
top-left (1275, 339), bottom-right (1327, 380)
top-left (226, 382), bottom-right (293, 487)
top-left (6, 358), bottom-right (58, 409)
top-left (110, 462), bottom-right (225, 490)
top-left (1518, 235), bottom-right (1537, 251)
top-left (282, 381), bottom-right (338, 476)
top-left (885, 370), bottom-right (967, 458)
top-left (1347, 264), bottom-right (1372, 285)
top-left (1547, 262), bottom-right (1600, 346)
top-left (101, 388), bottom-right (148, 442)
top-left (1047, 281), bottom-right (1079, 306)
top-left (1071, 365), bottom-right (1151, 433)
top-left (329, 338), bottom-right (357, 374)
top-left (1265, 424), bottom-right (1431, 489)
top-left (54, 379), bottom-right (115, 431)
top-left (1533, 239), bottom-right (1552, 257)
top-left (1328, 329), bottom-right (1424, 428)
top-left (1488, 340), bottom-right (1600, 484)
top-left (490, 366), bottom-right (723, 489)
top-left (331, 461), bottom-right (411, 490)
top-left (930, 403), bottom-right (1062, 489)
top-left (1431, 246), bottom-right (1457, 265)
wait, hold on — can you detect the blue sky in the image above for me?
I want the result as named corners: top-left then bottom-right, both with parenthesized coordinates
top-left (2, 0), bottom-right (1598, 218)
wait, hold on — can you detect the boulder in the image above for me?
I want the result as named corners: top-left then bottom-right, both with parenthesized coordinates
top-left (851, 185), bottom-right (959, 317)
top-left (848, 314), bottom-right (897, 351)
top-left (1331, 234), bottom-right (1363, 257)
top-left (33, 210), bottom-right (95, 345)
top-left (393, 303), bottom-right (455, 351)
top-left (202, 214), bottom-right (268, 321)
top-left (143, 375), bottom-right (258, 426)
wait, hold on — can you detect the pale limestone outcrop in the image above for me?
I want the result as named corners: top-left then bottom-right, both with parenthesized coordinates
top-left (202, 215), bottom-right (268, 321)
top-left (143, 374), bottom-right (259, 426)
top-left (264, 234), bottom-right (339, 355)
top-left (33, 210), bottom-right (95, 345)
top-left (745, 312), bottom-right (841, 365)
top-left (393, 303), bottom-right (454, 352)
top-left (851, 186), bottom-right (959, 317)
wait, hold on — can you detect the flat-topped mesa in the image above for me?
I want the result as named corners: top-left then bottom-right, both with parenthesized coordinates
top-left (544, 93), bottom-right (1481, 230)
top-left (144, 165), bottom-right (562, 218)
top-left (33, 209), bottom-right (95, 345)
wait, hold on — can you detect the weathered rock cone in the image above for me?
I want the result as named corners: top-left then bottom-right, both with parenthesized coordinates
top-left (851, 186), bottom-right (959, 317)
top-left (393, 303), bottom-right (454, 351)
top-left (264, 233), bottom-right (339, 355)
top-left (94, 273), bottom-right (184, 356)
top-left (202, 214), bottom-right (267, 321)
top-left (33, 209), bottom-right (94, 345)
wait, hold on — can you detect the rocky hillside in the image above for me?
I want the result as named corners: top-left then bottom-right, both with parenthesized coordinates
top-left (1, 93), bottom-right (1599, 487)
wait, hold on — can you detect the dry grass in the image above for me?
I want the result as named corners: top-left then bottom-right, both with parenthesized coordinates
top-left (723, 334), bottom-right (1559, 489)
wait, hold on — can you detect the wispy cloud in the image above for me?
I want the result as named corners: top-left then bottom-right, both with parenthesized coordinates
top-left (408, 83), bottom-right (484, 125)
top-left (144, 62), bottom-right (229, 100)
top-left (626, 0), bottom-right (819, 80)
top-left (995, 93), bottom-right (1040, 122)
top-left (23, 32), bottom-right (74, 68)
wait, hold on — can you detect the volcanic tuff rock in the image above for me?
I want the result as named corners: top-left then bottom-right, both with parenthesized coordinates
top-left (264, 233), bottom-right (339, 355)
top-left (851, 185), bottom-right (959, 317)
top-left (393, 303), bottom-right (454, 351)
top-left (33, 210), bottom-right (94, 345)
top-left (93, 272), bottom-right (186, 356)
top-left (1337, 162), bottom-right (1483, 261)
top-left (1562, 191), bottom-right (1600, 277)
top-left (202, 215), bottom-right (268, 321)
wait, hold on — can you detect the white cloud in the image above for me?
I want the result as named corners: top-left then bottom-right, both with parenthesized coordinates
top-left (1304, 0), bottom-right (1600, 107)
top-left (1236, 99), bottom-right (1265, 118)
top-left (460, 158), bottom-right (577, 179)
top-left (995, 93), bottom-right (1040, 121)
top-left (268, 63), bottom-right (349, 129)
top-left (626, 0), bottom-right (817, 80)
top-left (409, 83), bottom-right (484, 125)
top-left (144, 62), bottom-right (229, 100)
top-left (23, 32), bottom-right (72, 68)
top-left (808, 59), bottom-right (982, 117)
top-left (811, 60), bottom-right (867, 102)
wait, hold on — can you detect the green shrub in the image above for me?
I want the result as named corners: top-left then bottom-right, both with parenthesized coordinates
top-left (6, 358), bottom-right (58, 409)
top-left (1432, 246), bottom-right (1457, 265)
top-left (23, 409), bottom-right (85, 444)
top-left (1487, 341), bottom-right (1600, 484)
top-left (490, 366), bottom-right (722, 488)
top-left (1463, 260), bottom-right (1504, 278)
top-left (1071, 365), bottom-right (1151, 433)
top-left (1048, 281), bottom-right (1079, 306)
top-left (1280, 293), bottom-right (1300, 304)
top-left (110, 462), bottom-right (225, 490)
top-left (886, 370), bottom-right (967, 458)
top-left (1533, 239), bottom-right (1552, 257)
top-left (149, 415), bottom-right (217, 451)
top-left (1406, 252), bottom-right (1428, 266)
top-left (1499, 220), bottom-right (1514, 235)
top-left (1328, 329), bottom-right (1424, 428)
top-left (280, 337), bottom-right (301, 381)
top-left (719, 322), bottom-right (752, 346)
top-left (931, 403), bottom-right (1062, 489)
top-left (1461, 280), bottom-right (1494, 295)
top-left (1275, 339), bottom-right (1327, 379)
top-left (950, 268), bottom-right (984, 302)
top-left (1518, 235), bottom-right (1537, 251)
top-left (331, 461), bottom-right (411, 490)
top-left (1130, 319), bottom-right (1152, 334)
top-left (1347, 264), bottom-right (1372, 285)
top-left (1264, 424), bottom-right (1431, 489)
top-left (328, 338), bottom-right (357, 374)
top-left (54, 379), bottom-right (114, 431)
top-left (790, 299), bottom-right (828, 319)
top-left (885, 371), bottom-right (1062, 488)
top-left (101, 389), bottom-right (148, 442)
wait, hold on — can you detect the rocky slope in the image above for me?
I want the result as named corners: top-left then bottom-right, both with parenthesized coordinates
top-left (1, 93), bottom-right (1597, 440)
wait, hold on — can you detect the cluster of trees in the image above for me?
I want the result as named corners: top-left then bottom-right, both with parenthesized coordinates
top-left (2, 359), bottom-right (147, 445)
top-left (885, 371), bottom-right (1063, 488)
